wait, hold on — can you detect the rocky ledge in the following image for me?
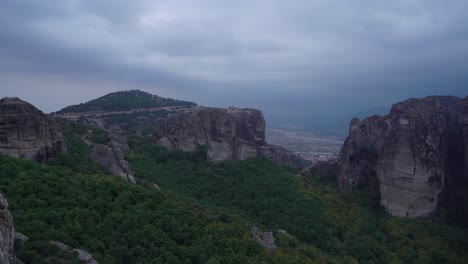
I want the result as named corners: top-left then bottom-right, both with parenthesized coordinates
top-left (338, 96), bottom-right (468, 221)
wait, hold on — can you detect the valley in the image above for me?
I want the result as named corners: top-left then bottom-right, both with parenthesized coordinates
top-left (0, 92), bottom-right (467, 264)
top-left (266, 126), bottom-right (344, 161)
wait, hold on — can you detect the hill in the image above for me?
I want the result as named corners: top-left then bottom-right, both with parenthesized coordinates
top-left (57, 90), bottom-right (196, 113)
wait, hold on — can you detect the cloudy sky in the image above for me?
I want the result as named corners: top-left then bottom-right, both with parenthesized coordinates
top-left (1, 0), bottom-right (467, 130)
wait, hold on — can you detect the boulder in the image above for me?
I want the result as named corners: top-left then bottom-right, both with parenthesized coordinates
top-left (250, 226), bottom-right (277, 253)
top-left (0, 97), bottom-right (67, 163)
top-left (13, 233), bottom-right (28, 252)
top-left (50, 241), bottom-right (98, 264)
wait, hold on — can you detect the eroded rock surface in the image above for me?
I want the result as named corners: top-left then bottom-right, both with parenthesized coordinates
top-left (0, 97), bottom-right (67, 163)
top-left (91, 125), bottom-right (136, 183)
top-left (51, 241), bottom-right (98, 264)
top-left (154, 107), bottom-right (307, 167)
top-left (250, 226), bottom-right (277, 253)
top-left (0, 192), bottom-right (15, 264)
top-left (338, 96), bottom-right (468, 220)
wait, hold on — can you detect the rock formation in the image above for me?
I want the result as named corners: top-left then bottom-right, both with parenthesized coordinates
top-left (0, 97), bottom-right (67, 163)
top-left (0, 192), bottom-right (14, 264)
top-left (51, 241), bottom-right (98, 264)
top-left (153, 107), bottom-right (307, 167)
top-left (250, 226), bottom-right (277, 253)
top-left (91, 125), bottom-right (136, 183)
top-left (338, 96), bottom-right (468, 220)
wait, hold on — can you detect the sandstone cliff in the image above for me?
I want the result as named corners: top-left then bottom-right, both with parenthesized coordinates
top-left (153, 107), bottom-right (307, 167)
top-left (0, 98), bottom-right (67, 163)
top-left (338, 96), bottom-right (468, 220)
top-left (0, 192), bottom-right (15, 264)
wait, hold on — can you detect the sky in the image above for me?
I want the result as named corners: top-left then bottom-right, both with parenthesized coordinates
top-left (1, 0), bottom-right (467, 131)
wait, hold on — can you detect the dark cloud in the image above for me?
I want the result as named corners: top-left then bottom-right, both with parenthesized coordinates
top-left (1, 0), bottom-right (467, 131)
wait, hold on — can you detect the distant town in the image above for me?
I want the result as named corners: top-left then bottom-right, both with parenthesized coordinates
top-left (266, 127), bottom-right (344, 161)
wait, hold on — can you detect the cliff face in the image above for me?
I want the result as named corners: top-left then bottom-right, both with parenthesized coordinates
top-left (92, 125), bottom-right (136, 183)
top-left (338, 96), bottom-right (468, 220)
top-left (0, 192), bottom-right (14, 264)
top-left (0, 98), bottom-right (67, 163)
top-left (154, 107), bottom-right (307, 167)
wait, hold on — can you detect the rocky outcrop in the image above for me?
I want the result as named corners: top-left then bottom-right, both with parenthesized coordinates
top-left (250, 226), bottom-right (276, 253)
top-left (338, 116), bottom-right (389, 192)
top-left (154, 107), bottom-right (307, 168)
top-left (51, 241), bottom-right (98, 264)
top-left (0, 97), bottom-right (67, 163)
top-left (338, 96), bottom-right (468, 220)
top-left (91, 125), bottom-right (136, 183)
top-left (0, 192), bottom-right (15, 264)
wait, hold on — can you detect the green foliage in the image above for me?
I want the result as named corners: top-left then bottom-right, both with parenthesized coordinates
top-left (46, 123), bottom-right (105, 174)
top-left (1, 132), bottom-right (467, 263)
top-left (0, 154), bottom-right (264, 263)
top-left (58, 90), bottom-right (196, 113)
top-left (127, 138), bottom-right (329, 245)
top-left (127, 137), bottom-right (468, 263)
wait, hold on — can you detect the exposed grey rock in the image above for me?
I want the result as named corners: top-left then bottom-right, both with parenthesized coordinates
top-left (0, 192), bottom-right (14, 264)
top-left (153, 183), bottom-right (161, 190)
top-left (258, 144), bottom-right (310, 168)
top-left (250, 226), bottom-right (277, 253)
top-left (156, 137), bottom-right (174, 150)
top-left (91, 144), bottom-right (135, 184)
top-left (154, 107), bottom-right (308, 168)
top-left (13, 233), bottom-right (28, 252)
top-left (0, 97), bottom-right (67, 163)
top-left (91, 125), bottom-right (136, 184)
top-left (50, 241), bottom-right (98, 264)
top-left (277, 229), bottom-right (291, 237)
top-left (338, 96), bottom-right (468, 220)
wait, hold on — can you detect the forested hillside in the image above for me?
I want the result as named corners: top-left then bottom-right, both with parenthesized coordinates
top-left (1, 123), bottom-right (467, 263)
top-left (58, 90), bottom-right (196, 113)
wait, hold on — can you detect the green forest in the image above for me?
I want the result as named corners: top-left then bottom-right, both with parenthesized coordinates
top-left (58, 90), bottom-right (196, 113)
top-left (1, 124), bottom-right (467, 263)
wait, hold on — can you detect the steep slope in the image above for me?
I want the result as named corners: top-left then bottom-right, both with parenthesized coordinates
top-left (57, 90), bottom-right (196, 113)
top-left (338, 96), bottom-right (468, 221)
top-left (0, 97), bottom-right (67, 163)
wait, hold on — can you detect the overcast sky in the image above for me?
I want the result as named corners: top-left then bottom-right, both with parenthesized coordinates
top-left (1, 0), bottom-right (467, 130)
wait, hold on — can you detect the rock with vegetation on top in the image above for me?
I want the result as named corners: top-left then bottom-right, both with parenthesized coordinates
top-left (0, 97), bottom-right (67, 163)
top-left (154, 107), bottom-right (308, 168)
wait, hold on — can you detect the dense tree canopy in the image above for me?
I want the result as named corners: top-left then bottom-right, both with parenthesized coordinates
top-left (0, 126), bottom-right (467, 263)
